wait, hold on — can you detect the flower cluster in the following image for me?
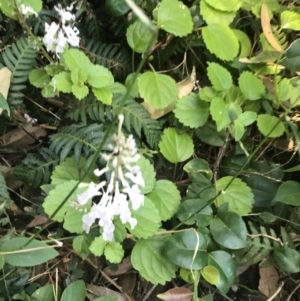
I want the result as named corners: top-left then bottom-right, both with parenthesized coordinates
top-left (77, 115), bottom-right (145, 241)
top-left (43, 5), bottom-right (80, 56)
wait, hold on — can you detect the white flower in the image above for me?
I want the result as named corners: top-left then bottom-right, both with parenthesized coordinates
top-left (63, 25), bottom-right (80, 47)
top-left (20, 4), bottom-right (38, 17)
top-left (43, 22), bottom-right (60, 52)
top-left (77, 181), bottom-right (106, 205)
top-left (54, 5), bottom-right (75, 24)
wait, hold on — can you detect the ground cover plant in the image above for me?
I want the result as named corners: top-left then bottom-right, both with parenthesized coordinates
top-left (1, 0), bottom-right (300, 300)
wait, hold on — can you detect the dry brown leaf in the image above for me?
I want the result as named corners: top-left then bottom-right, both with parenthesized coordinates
top-left (103, 256), bottom-right (133, 276)
top-left (261, 1), bottom-right (283, 52)
top-left (118, 272), bottom-right (136, 296)
top-left (258, 263), bottom-right (279, 297)
top-left (26, 215), bottom-right (49, 228)
top-left (0, 67), bottom-right (12, 115)
top-left (86, 284), bottom-right (127, 301)
top-left (142, 67), bottom-right (196, 119)
top-left (157, 287), bottom-right (193, 301)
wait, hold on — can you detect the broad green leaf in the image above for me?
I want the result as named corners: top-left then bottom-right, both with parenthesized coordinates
top-left (238, 111), bottom-right (257, 126)
top-left (60, 280), bottom-right (86, 301)
top-left (274, 247), bottom-right (300, 274)
top-left (256, 114), bottom-right (285, 138)
top-left (125, 73), bottom-right (141, 98)
top-left (64, 206), bottom-right (87, 233)
top-left (129, 197), bottom-right (161, 238)
top-left (31, 284), bottom-right (57, 301)
top-left (282, 38), bottom-right (300, 72)
top-left (63, 49), bottom-right (91, 72)
top-left (174, 93), bottom-right (209, 128)
top-left (138, 72), bottom-right (177, 109)
top-left (238, 71), bottom-right (265, 100)
top-left (147, 180), bottom-right (181, 221)
top-left (284, 165), bottom-right (300, 172)
top-left (105, 0), bottom-right (130, 16)
top-left (276, 77), bottom-right (292, 102)
top-left (136, 156), bottom-right (156, 194)
top-left (199, 86), bottom-right (221, 102)
top-left (281, 11), bottom-right (300, 31)
top-left (216, 176), bottom-right (254, 215)
top-left (0, 254), bottom-right (4, 270)
top-left (210, 211), bottom-right (247, 249)
top-left (0, 93), bottom-right (10, 116)
top-left (195, 122), bottom-right (226, 146)
top-left (89, 236), bottom-right (106, 256)
top-left (126, 20), bottom-right (155, 53)
top-left (205, 0), bottom-right (241, 12)
top-left (201, 266), bottom-right (220, 285)
top-left (273, 181), bottom-right (300, 205)
top-left (157, 0), bottom-right (193, 37)
top-left (73, 234), bottom-right (92, 259)
top-left (202, 24), bottom-right (239, 61)
top-left (1, 237), bottom-right (58, 267)
top-left (1, 0), bottom-right (42, 19)
top-left (72, 84), bottom-right (89, 100)
top-left (131, 236), bottom-right (177, 284)
top-left (208, 251), bottom-right (236, 294)
top-left (159, 128), bottom-right (194, 163)
top-left (227, 102), bottom-right (242, 122)
top-left (71, 68), bottom-right (88, 84)
top-left (93, 86), bottom-right (113, 105)
top-left (183, 158), bottom-right (213, 181)
top-left (210, 97), bottom-right (231, 131)
top-left (42, 84), bottom-right (55, 98)
top-left (207, 63), bottom-right (232, 91)
top-left (229, 120), bottom-right (245, 141)
top-left (162, 230), bottom-right (208, 270)
top-left (104, 242), bottom-right (124, 263)
top-left (87, 65), bottom-right (113, 88)
top-left (29, 69), bottom-right (50, 88)
top-left (233, 29), bottom-right (252, 57)
top-left (54, 72), bottom-right (72, 93)
top-left (200, 0), bottom-right (236, 25)
top-left (113, 218), bottom-right (126, 243)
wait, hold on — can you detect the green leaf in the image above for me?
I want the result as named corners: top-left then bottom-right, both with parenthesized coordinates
top-left (157, 0), bottom-right (193, 37)
top-left (42, 84), bottom-right (55, 98)
top-left (72, 84), bottom-right (89, 100)
top-left (237, 111), bottom-right (257, 126)
top-left (207, 63), bottom-right (232, 91)
top-left (229, 120), bottom-right (245, 141)
top-left (70, 68), bottom-right (88, 84)
top-left (274, 247), bottom-right (300, 274)
top-left (162, 230), bottom-right (208, 270)
top-left (159, 128), bottom-right (194, 163)
top-left (276, 77), bottom-right (292, 103)
top-left (256, 114), bottom-right (285, 138)
top-left (73, 234), bottom-right (92, 260)
top-left (147, 180), bottom-right (181, 221)
top-left (174, 93), bottom-right (210, 128)
top-left (183, 158), bottom-right (213, 181)
top-left (125, 73), bottom-right (141, 98)
top-left (29, 69), bottom-right (50, 88)
top-left (201, 266), bottom-right (220, 285)
top-left (202, 24), bottom-right (239, 61)
top-left (282, 38), bottom-right (300, 72)
top-left (93, 86), bottom-right (113, 105)
top-left (273, 181), bottom-right (300, 205)
top-left (199, 86), bottom-right (221, 102)
top-left (126, 20), bottom-right (156, 53)
top-left (208, 251), bottom-right (236, 294)
top-left (131, 236), bottom-right (177, 284)
top-left (281, 11), bottom-right (300, 31)
top-left (0, 254), bottom-right (5, 270)
top-left (216, 176), bottom-right (254, 215)
top-left (129, 197), bottom-right (161, 238)
top-left (0, 93), bottom-right (10, 116)
top-left (89, 236), bottom-right (106, 256)
top-left (54, 72), bottom-right (72, 93)
top-left (63, 49), bottom-right (91, 72)
top-left (113, 218), bottom-right (126, 243)
top-left (138, 72), bottom-right (177, 109)
top-left (205, 0), bottom-right (241, 12)
top-left (104, 242), bottom-right (124, 263)
top-left (105, 0), bottom-right (130, 16)
top-left (200, 0), bottom-right (236, 25)
top-left (233, 29), bottom-right (252, 57)
top-left (87, 65), bottom-right (113, 88)
top-left (31, 284), bottom-right (57, 301)
top-left (210, 97), bottom-right (231, 131)
top-left (195, 122), bottom-right (226, 147)
top-left (210, 211), bottom-right (247, 249)
top-left (136, 156), bottom-right (156, 194)
top-left (1, 237), bottom-right (58, 267)
top-left (238, 71), bottom-right (265, 100)
top-left (60, 280), bottom-right (86, 301)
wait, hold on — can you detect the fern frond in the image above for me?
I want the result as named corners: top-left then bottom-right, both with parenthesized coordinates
top-left (68, 94), bottom-right (162, 149)
top-left (13, 148), bottom-right (59, 188)
top-left (272, 25), bottom-right (288, 50)
top-left (0, 172), bottom-right (12, 213)
top-left (49, 123), bottom-right (107, 166)
top-left (2, 36), bottom-right (37, 105)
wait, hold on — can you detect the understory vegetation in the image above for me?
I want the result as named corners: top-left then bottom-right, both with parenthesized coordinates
top-left (1, 0), bottom-right (300, 300)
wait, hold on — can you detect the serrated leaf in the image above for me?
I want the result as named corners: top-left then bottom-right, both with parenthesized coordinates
top-left (229, 120), bottom-right (245, 141)
top-left (238, 71), bottom-right (265, 100)
top-left (72, 84), bottom-right (89, 100)
top-left (205, 0), bottom-right (241, 12)
top-left (210, 97), bottom-right (231, 131)
top-left (71, 68), bottom-right (88, 84)
top-left (200, 0), bottom-right (236, 25)
top-left (104, 242), bottom-right (124, 263)
top-left (126, 20), bottom-right (156, 53)
top-left (202, 24), bottom-right (239, 61)
top-left (73, 234), bottom-right (92, 260)
top-left (237, 111), bottom-right (257, 126)
top-left (138, 72), bottom-right (177, 109)
top-left (136, 156), bottom-right (156, 194)
top-left (256, 114), bottom-right (285, 138)
top-left (195, 122), bottom-right (226, 146)
top-left (129, 197), bottom-right (161, 238)
top-left (54, 72), bottom-right (72, 93)
top-left (201, 266), bottom-right (220, 285)
top-left (147, 180), bottom-right (180, 221)
top-left (60, 280), bottom-right (86, 301)
top-left (207, 63), bottom-right (232, 91)
top-left (89, 236), bottom-right (106, 256)
top-left (159, 128), bottom-right (194, 163)
top-left (63, 49), bottom-right (91, 72)
top-left (174, 93), bottom-right (209, 128)
top-left (157, 0), bottom-right (193, 37)
top-left (281, 11), bottom-right (300, 31)
top-left (274, 247), bottom-right (300, 273)
top-left (29, 69), bottom-right (50, 88)
top-left (87, 65), bottom-right (113, 88)
top-left (273, 181), bottom-right (300, 205)
top-left (216, 176), bottom-right (254, 215)
top-left (93, 86), bottom-right (113, 105)
top-left (131, 236), bottom-right (177, 284)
